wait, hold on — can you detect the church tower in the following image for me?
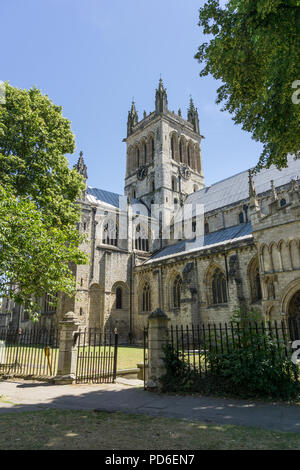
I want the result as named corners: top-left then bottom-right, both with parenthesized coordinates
top-left (124, 79), bottom-right (205, 244)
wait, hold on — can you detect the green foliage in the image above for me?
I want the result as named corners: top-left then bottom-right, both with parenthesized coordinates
top-left (0, 83), bottom-right (85, 225)
top-left (160, 344), bottom-right (201, 393)
top-left (161, 314), bottom-right (300, 400)
top-left (208, 330), bottom-right (299, 400)
top-left (230, 306), bottom-right (262, 324)
top-left (195, 0), bottom-right (300, 170)
top-left (0, 84), bottom-right (87, 319)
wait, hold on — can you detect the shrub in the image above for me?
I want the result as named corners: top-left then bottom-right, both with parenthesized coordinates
top-left (160, 316), bottom-right (300, 400)
top-left (208, 331), bottom-right (299, 400)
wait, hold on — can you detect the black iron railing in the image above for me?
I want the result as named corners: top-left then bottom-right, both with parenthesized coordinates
top-left (75, 328), bottom-right (118, 384)
top-left (167, 319), bottom-right (300, 378)
top-left (0, 327), bottom-right (59, 377)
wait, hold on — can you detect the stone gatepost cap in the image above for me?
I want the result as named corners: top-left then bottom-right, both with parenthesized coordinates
top-left (148, 308), bottom-right (169, 320)
top-left (60, 311), bottom-right (80, 323)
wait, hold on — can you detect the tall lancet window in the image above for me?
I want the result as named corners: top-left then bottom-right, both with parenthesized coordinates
top-left (179, 140), bottom-right (183, 163)
top-left (151, 136), bottom-right (155, 162)
top-left (135, 224), bottom-right (149, 252)
top-left (173, 275), bottom-right (182, 308)
top-left (143, 141), bottom-right (147, 164)
top-left (142, 282), bottom-right (151, 312)
top-left (102, 218), bottom-right (118, 247)
top-left (187, 145), bottom-right (191, 167)
top-left (212, 268), bottom-right (227, 304)
top-left (116, 287), bottom-right (122, 309)
top-left (171, 135), bottom-right (175, 160)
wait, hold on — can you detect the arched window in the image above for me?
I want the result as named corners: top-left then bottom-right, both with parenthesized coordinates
top-left (195, 143), bottom-right (201, 173)
top-left (43, 294), bottom-right (57, 314)
top-left (116, 287), bottom-right (122, 309)
top-left (187, 145), bottom-right (191, 167)
top-left (249, 257), bottom-right (262, 303)
top-left (239, 212), bottom-right (244, 224)
top-left (212, 268), bottom-right (227, 304)
top-left (255, 269), bottom-right (262, 301)
top-left (136, 146), bottom-right (140, 167)
top-left (204, 222), bottom-right (209, 234)
top-left (135, 224), bottom-right (149, 252)
top-left (171, 135), bottom-right (175, 160)
top-left (192, 216), bottom-right (196, 235)
top-left (143, 141), bottom-right (147, 164)
top-left (142, 282), bottom-right (151, 312)
top-left (102, 218), bottom-right (118, 246)
top-left (280, 198), bottom-right (287, 207)
top-left (179, 140), bottom-right (183, 163)
top-left (150, 178), bottom-right (155, 192)
top-left (172, 176), bottom-right (177, 191)
top-left (149, 136), bottom-right (155, 162)
top-left (173, 275), bottom-right (182, 308)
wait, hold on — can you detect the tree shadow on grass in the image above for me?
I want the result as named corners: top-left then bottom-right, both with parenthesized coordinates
top-left (1, 379), bottom-right (300, 433)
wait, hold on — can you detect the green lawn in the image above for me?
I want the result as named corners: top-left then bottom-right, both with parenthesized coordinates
top-left (0, 345), bottom-right (144, 375)
top-left (116, 346), bottom-right (144, 370)
top-left (1, 409), bottom-right (300, 450)
top-left (0, 345), bottom-right (59, 377)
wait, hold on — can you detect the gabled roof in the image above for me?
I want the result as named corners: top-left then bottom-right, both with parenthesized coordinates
top-left (86, 187), bottom-right (122, 208)
top-left (146, 222), bottom-right (253, 263)
top-left (186, 155), bottom-right (300, 214)
top-left (86, 186), bottom-right (150, 215)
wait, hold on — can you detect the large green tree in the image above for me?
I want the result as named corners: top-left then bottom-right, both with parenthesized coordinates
top-left (195, 0), bottom-right (300, 170)
top-left (0, 84), bottom-right (87, 319)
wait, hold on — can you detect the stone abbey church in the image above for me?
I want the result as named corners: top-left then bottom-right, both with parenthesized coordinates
top-left (10, 80), bottom-right (300, 340)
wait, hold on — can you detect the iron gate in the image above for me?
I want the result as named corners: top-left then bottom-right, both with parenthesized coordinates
top-left (75, 328), bottom-right (118, 384)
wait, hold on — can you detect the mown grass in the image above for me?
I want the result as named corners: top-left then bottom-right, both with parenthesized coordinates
top-left (0, 345), bottom-right (144, 374)
top-left (1, 409), bottom-right (300, 450)
top-left (115, 346), bottom-right (144, 370)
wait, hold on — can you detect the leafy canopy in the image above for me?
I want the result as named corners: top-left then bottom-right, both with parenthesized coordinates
top-left (195, 0), bottom-right (300, 170)
top-left (0, 84), bottom-right (87, 319)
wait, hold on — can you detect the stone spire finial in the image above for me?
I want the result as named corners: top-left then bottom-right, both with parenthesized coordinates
top-left (291, 178), bottom-right (297, 191)
top-left (187, 96), bottom-right (200, 134)
top-left (270, 180), bottom-right (278, 201)
top-left (248, 169), bottom-right (259, 210)
top-left (155, 77), bottom-right (168, 114)
top-left (189, 95), bottom-right (195, 111)
top-left (127, 100), bottom-right (139, 136)
top-left (73, 151), bottom-right (88, 180)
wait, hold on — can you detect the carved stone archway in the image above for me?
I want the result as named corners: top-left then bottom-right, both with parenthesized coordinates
top-left (281, 279), bottom-right (300, 319)
top-left (288, 291), bottom-right (300, 320)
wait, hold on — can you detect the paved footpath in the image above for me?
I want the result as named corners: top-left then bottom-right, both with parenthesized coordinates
top-left (1, 378), bottom-right (300, 433)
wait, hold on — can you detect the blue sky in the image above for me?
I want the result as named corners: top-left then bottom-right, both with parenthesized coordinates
top-left (1, 0), bottom-right (263, 194)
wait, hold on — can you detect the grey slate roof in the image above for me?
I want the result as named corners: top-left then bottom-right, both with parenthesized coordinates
top-left (87, 187), bottom-right (121, 208)
top-left (186, 155), bottom-right (300, 214)
top-left (147, 222), bottom-right (253, 263)
top-left (86, 186), bottom-right (150, 215)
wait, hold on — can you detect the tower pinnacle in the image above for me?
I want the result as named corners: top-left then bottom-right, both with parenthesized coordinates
top-left (248, 169), bottom-right (260, 211)
top-left (74, 151), bottom-right (88, 180)
top-left (187, 96), bottom-right (200, 134)
top-left (155, 78), bottom-right (168, 114)
top-left (127, 100), bottom-right (139, 136)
